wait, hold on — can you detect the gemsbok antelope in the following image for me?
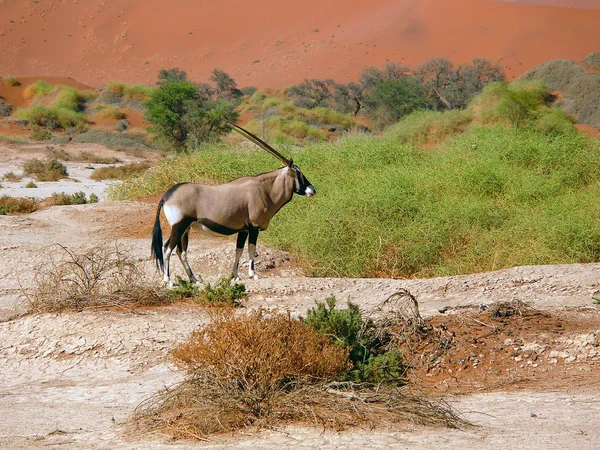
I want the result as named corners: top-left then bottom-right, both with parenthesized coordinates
top-left (151, 123), bottom-right (316, 286)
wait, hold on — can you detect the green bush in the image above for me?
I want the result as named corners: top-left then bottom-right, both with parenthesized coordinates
top-left (29, 128), bottom-right (53, 141)
top-left (304, 297), bottom-right (406, 384)
top-left (386, 109), bottom-right (471, 144)
top-left (111, 116), bottom-right (600, 278)
top-left (167, 276), bottom-right (246, 306)
top-left (15, 105), bottom-right (89, 130)
top-left (23, 80), bottom-right (53, 99)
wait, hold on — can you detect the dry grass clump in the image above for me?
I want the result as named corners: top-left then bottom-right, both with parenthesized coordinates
top-left (90, 161), bottom-right (151, 180)
top-left (487, 299), bottom-right (531, 318)
top-left (0, 196), bottom-right (38, 215)
top-left (47, 148), bottom-right (121, 164)
top-left (95, 106), bottom-right (127, 120)
top-left (22, 158), bottom-right (68, 181)
top-left (24, 244), bottom-right (167, 313)
top-left (135, 308), bottom-right (468, 440)
top-left (3, 75), bottom-right (20, 86)
top-left (1, 171), bottom-right (22, 181)
top-left (40, 191), bottom-right (99, 207)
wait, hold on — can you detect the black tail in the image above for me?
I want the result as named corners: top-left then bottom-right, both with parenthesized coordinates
top-left (151, 197), bottom-right (165, 272)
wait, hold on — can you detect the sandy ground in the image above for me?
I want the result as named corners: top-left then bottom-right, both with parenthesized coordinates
top-left (1, 143), bottom-right (599, 449)
top-left (0, 142), bottom-right (153, 201)
top-left (1, 0), bottom-right (599, 88)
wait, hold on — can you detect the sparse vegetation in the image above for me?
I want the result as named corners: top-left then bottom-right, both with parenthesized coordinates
top-left (167, 276), bottom-right (246, 306)
top-left (71, 129), bottom-right (153, 149)
top-left (41, 191), bottom-right (99, 207)
top-left (15, 105), bottom-right (89, 130)
top-left (24, 181), bottom-right (37, 188)
top-left (136, 304), bottom-right (466, 439)
top-left (2, 171), bottom-right (22, 181)
top-left (3, 75), bottom-right (20, 86)
top-left (23, 80), bottom-right (53, 99)
top-left (24, 245), bottom-right (168, 313)
top-left (95, 106), bottom-right (127, 120)
top-left (22, 158), bottom-right (68, 181)
top-left (0, 98), bottom-right (12, 116)
top-left (0, 196), bottom-right (38, 214)
top-left (90, 162), bottom-right (151, 180)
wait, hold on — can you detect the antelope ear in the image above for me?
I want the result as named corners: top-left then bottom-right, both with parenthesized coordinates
top-left (287, 159), bottom-right (294, 168)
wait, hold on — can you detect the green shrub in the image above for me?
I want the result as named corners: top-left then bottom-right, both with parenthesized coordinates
top-left (43, 191), bottom-right (92, 206)
top-left (304, 297), bottom-right (406, 384)
top-left (386, 109), bottom-right (471, 144)
top-left (25, 181), bottom-right (37, 188)
top-left (53, 86), bottom-right (84, 111)
top-left (535, 107), bottom-right (576, 134)
top-left (95, 106), bottom-right (126, 120)
top-left (23, 80), bottom-right (54, 99)
top-left (168, 276), bottom-right (246, 306)
top-left (15, 105), bottom-right (89, 130)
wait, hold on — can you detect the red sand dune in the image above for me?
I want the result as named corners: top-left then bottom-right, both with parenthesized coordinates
top-left (0, 0), bottom-right (599, 88)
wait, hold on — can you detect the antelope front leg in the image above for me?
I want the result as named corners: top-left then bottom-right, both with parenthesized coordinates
top-left (248, 228), bottom-right (259, 280)
top-left (232, 231), bottom-right (248, 280)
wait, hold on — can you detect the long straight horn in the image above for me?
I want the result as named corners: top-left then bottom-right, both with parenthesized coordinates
top-left (227, 121), bottom-right (290, 165)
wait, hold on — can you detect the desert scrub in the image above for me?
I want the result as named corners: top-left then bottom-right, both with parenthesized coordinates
top-left (15, 105), bottom-right (89, 130)
top-left (112, 116), bottom-right (600, 278)
top-left (41, 191), bottom-right (99, 207)
top-left (23, 80), bottom-right (53, 99)
top-left (0, 196), bottom-right (38, 214)
top-left (304, 297), bottom-right (406, 384)
top-left (135, 309), bottom-right (466, 439)
top-left (24, 181), bottom-right (37, 188)
top-left (22, 158), bottom-right (68, 181)
top-left (90, 162), bottom-right (151, 180)
top-left (72, 129), bottom-right (154, 150)
top-left (0, 98), bottom-right (12, 116)
top-left (167, 276), bottom-right (246, 306)
top-left (2, 171), bottom-right (22, 181)
top-left (3, 75), bottom-right (20, 86)
top-left (25, 244), bottom-right (168, 313)
top-left (29, 128), bottom-right (53, 141)
top-left (94, 106), bottom-right (126, 120)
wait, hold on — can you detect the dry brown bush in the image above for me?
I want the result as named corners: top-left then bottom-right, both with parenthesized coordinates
top-left (90, 162), bottom-right (151, 180)
top-left (0, 196), bottom-right (38, 214)
top-left (24, 244), bottom-right (168, 313)
top-left (135, 309), bottom-right (468, 440)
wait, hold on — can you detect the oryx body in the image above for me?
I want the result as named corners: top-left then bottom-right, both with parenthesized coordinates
top-left (151, 124), bottom-right (315, 285)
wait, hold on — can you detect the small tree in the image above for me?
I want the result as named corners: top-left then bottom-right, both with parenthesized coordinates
top-left (286, 78), bottom-right (334, 108)
top-left (157, 68), bottom-right (188, 85)
top-left (364, 77), bottom-right (428, 126)
top-left (210, 69), bottom-right (243, 101)
top-left (333, 82), bottom-right (365, 116)
top-left (145, 70), bottom-right (239, 150)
